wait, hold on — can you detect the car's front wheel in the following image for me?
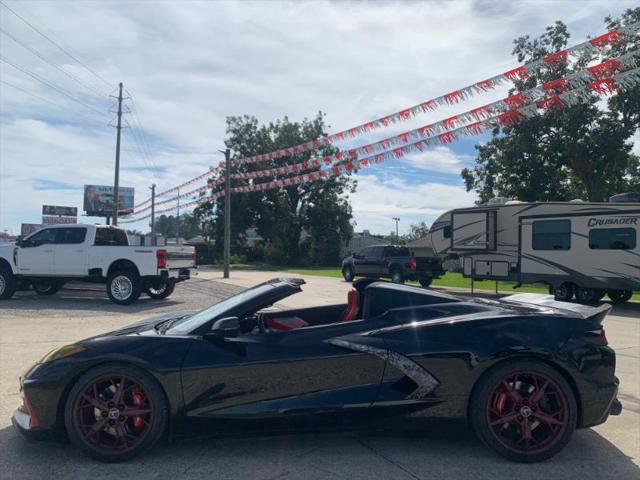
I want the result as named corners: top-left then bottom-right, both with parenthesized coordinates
top-left (0, 265), bottom-right (16, 300)
top-left (107, 270), bottom-right (142, 305)
top-left (470, 359), bottom-right (576, 463)
top-left (65, 363), bottom-right (167, 462)
top-left (342, 266), bottom-right (354, 282)
top-left (145, 279), bottom-right (175, 299)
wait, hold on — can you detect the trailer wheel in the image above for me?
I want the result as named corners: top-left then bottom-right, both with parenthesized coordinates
top-left (553, 283), bottom-right (574, 302)
top-left (575, 287), bottom-right (600, 304)
top-left (608, 289), bottom-right (632, 304)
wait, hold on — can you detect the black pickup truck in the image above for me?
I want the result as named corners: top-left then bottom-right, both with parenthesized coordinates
top-left (341, 245), bottom-right (444, 286)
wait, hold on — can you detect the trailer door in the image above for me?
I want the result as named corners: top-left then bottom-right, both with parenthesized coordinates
top-left (451, 210), bottom-right (496, 251)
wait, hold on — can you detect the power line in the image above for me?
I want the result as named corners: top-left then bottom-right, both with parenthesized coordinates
top-left (0, 27), bottom-right (108, 98)
top-left (0, 78), bottom-right (102, 124)
top-left (0, 55), bottom-right (109, 118)
top-left (125, 92), bottom-right (162, 175)
top-left (0, 0), bottom-right (114, 90)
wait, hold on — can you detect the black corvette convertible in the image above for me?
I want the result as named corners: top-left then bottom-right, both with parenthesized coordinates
top-left (13, 278), bottom-right (621, 463)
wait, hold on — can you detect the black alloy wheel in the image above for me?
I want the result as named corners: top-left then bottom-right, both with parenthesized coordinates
top-left (32, 279), bottom-right (62, 296)
top-left (145, 279), bottom-right (175, 299)
top-left (471, 360), bottom-right (576, 463)
top-left (342, 266), bottom-right (354, 282)
top-left (553, 283), bottom-right (574, 302)
top-left (607, 289), bottom-right (633, 304)
top-left (65, 363), bottom-right (167, 462)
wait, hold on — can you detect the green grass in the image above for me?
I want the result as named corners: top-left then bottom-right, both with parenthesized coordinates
top-left (210, 263), bottom-right (638, 300)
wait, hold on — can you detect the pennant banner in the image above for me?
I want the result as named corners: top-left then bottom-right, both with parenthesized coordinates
top-left (120, 66), bottom-right (640, 224)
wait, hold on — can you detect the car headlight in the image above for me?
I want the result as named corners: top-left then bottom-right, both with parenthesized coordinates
top-left (41, 344), bottom-right (86, 363)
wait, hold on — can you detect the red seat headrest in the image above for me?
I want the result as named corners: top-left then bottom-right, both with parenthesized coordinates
top-left (341, 289), bottom-right (359, 322)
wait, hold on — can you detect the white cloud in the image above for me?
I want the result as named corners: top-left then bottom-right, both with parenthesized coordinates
top-left (0, 0), bottom-right (636, 234)
top-left (401, 146), bottom-right (473, 174)
top-left (348, 174), bottom-right (476, 234)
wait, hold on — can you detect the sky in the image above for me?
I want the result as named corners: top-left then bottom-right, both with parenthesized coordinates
top-left (0, 0), bottom-right (638, 237)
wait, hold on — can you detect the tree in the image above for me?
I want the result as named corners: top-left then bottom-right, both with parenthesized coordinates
top-left (462, 9), bottom-right (640, 203)
top-left (152, 213), bottom-right (202, 239)
top-left (405, 221), bottom-right (430, 242)
top-left (195, 113), bottom-right (355, 266)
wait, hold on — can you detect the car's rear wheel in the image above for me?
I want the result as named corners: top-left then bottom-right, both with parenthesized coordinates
top-left (145, 279), bottom-right (175, 299)
top-left (107, 270), bottom-right (141, 305)
top-left (553, 283), bottom-right (574, 302)
top-left (0, 265), bottom-right (16, 300)
top-left (32, 279), bottom-right (63, 296)
top-left (470, 360), bottom-right (576, 463)
top-left (608, 289), bottom-right (632, 304)
top-left (391, 269), bottom-right (404, 284)
top-left (65, 363), bottom-right (167, 462)
top-left (342, 266), bottom-right (354, 282)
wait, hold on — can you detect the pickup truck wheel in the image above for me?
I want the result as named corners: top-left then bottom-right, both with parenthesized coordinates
top-left (107, 270), bottom-right (142, 305)
top-left (145, 280), bottom-right (175, 299)
top-left (32, 279), bottom-right (62, 295)
top-left (0, 266), bottom-right (16, 300)
top-left (418, 277), bottom-right (432, 288)
top-left (391, 269), bottom-right (404, 284)
top-left (342, 266), bottom-right (354, 282)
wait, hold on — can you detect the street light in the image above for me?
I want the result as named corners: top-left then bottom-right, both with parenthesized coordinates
top-left (392, 217), bottom-right (400, 244)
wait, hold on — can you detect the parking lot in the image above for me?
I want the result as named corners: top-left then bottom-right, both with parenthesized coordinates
top-left (0, 270), bottom-right (638, 480)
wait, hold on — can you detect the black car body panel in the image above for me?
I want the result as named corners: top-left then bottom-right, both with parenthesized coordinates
top-left (14, 279), bottom-right (619, 447)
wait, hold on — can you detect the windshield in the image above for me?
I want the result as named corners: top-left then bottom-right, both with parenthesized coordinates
top-left (166, 284), bottom-right (276, 335)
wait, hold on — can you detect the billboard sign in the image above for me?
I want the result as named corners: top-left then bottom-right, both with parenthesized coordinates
top-left (83, 185), bottom-right (134, 216)
top-left (42, 205), bottom-right (77, 217)
top-left (21, 223), bottom-right (43, 237)
top-left (42, 216), bottom-right (77, 225)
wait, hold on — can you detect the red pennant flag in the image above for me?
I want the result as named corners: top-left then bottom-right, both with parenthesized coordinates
top-left (336, 131), bottom-right (345, 141)
top-left (443, 115), bottom-right (458, 129)
top-left (348, 149), bottom-right (357, 157)
top-left (504, 66), bottom-right (528, 81)
top-left (292, 145), bottom-right (299, 154)
top-left (420, 100), bottom-right (436, 111)
top-left (359, 158), bottom-right (369, 167)
top-left (380, 116), bottom-right (393, 126)
top-left (465, 122), bottom-right (484, 135)
top-left (418, 125), bottom-right (434, 136)
top-left (475, 80), bottom-right (494, 91)
top-left (332, 165), bottom-right (340, 175)
top-left (589, 30), bottom-right (624, 48)
top-left (587, 59), bottom-right (622, 79)
top-left (536, 95), bottom-right (565, 110)
top-left (470, 106), bottom-right (491, 120)
top-left (504, 92), bottom-right (527, 107)
top-left (363, 122), bottom-right (375, 131)
top-left (497, 109), bottom-right (523, 126)
top-left (374, 154), bottom-right (384, 164)
top-left (362, 144), bottom-right (373, 153)
top-left (392, 148), bottom-right (403, 159)
top-left (542, 77), bottom-right (568, 94)
top-left (543, 50), bottom-right (568, 66)
top-left (443, 91), bottom-right (461, 104)
top-left (398, 109), bottom-right (412, 120)
top-left (312, 139), bottom-right (320, 149)
top-left (348, 128), bottom-right (358, 137)
top-left (588, 78), bottom-right (617, 94)
top-left (398, 132), bottom-right (410, 143)
top-left (438, 132), bottom-right (456, 144)
top-left (335, 152), bottom-right (343, 160)
top-left (344, 161), bottom-right (354, 171)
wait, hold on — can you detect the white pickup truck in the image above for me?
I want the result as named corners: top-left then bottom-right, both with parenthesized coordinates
top-left (0, 224), bottom-right (195, 305)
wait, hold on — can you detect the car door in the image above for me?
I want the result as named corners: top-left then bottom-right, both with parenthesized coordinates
top-left (54, 227), bottom-right (89, 276)
top-left (15, 228), bottom-right (57, 275)
top-left (180, 316), bottom-right (388, 420)
top-left (353, 247), bottom-right (372, 275)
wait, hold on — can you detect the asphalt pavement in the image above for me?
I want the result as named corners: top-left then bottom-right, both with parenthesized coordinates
top-left (0, 270), bottom-right (638, 480)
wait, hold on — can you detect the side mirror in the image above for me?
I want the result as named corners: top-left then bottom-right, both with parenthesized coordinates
top-left (208, 316), bottom-right (240, 338)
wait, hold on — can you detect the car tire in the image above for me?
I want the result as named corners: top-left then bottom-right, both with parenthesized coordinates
top-left (553, 283), bottom-right (574, 302)
top-left (32, 279), bottom-right (63, 296)
top-left (0, 265), bottom-right (16, 300)
top-left (470, 359), bottom-right (577, 463)
top-left (607, 289), bottom-right (632, 304)
top-left (575, 286), bottom-right (599, 304)
top-left (342, 266), bottom-right (354, 282)
top-left (391, 269), bottom-right (404, 284)
top-left (419, 277), bottom-right (432, 288)
top-left (65, 362), bottom-right (167, 462)
top-left (145, 279), bottom-right (175, 299)
top-left (107, 270), bottom-right (142, 305)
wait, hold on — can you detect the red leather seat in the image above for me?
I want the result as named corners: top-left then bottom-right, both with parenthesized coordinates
top-left (266, 316), bottom-right (308, 331)
top-left (340, 289), bottom-right (359, 322)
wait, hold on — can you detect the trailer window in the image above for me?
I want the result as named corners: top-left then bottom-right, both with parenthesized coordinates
top-left (532, 220), bottom-right (571, 250)
top-left (589, 228), bottom-right (636, 250)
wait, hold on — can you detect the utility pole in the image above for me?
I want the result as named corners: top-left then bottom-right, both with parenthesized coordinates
top-left (176, 187), bottom-right (180, 244)
top-left (150, 184), bottom-right (156, 246)
top-left (223, 148), bottom-right (231, 278)
top-left (112, 82), bottom-right (124, 225)
top-left (393, 217), bottom-right (400, 244)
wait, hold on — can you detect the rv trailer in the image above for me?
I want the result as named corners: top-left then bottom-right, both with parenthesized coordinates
top-left (426, 196), bottom-right (639, 304)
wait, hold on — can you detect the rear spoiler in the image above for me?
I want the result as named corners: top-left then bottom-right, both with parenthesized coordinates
top-left (501, 293), bottom-right (611, 324)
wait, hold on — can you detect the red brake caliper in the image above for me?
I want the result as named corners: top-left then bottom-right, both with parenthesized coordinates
top-left (131, 387), bottom-right (145, 432)
top-left (494, 392), bottom-right (507, 414)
